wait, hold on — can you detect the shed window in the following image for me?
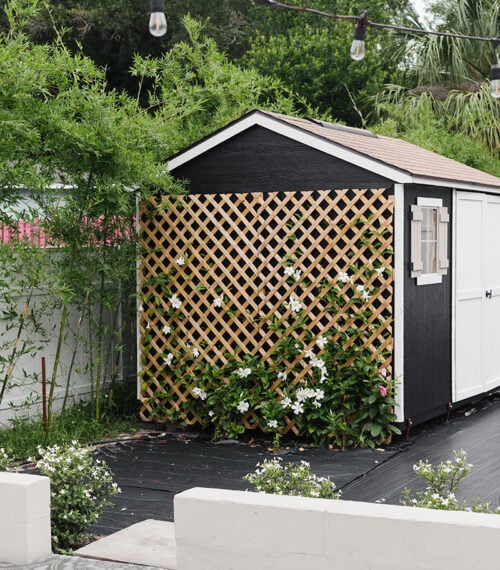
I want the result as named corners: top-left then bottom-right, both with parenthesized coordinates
top-left (411, 198), bottom-right (449, 285)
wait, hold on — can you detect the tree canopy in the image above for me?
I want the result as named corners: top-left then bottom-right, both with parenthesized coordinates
top-left (371, 0), bottom-right (499, 171)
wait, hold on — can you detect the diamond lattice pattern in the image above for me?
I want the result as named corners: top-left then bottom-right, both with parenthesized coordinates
top-left (139, 188), bottom-right (394, 428)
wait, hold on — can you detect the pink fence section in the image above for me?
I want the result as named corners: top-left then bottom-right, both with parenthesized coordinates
top-left (0, 221), bottom-right (49, 247)
top-left (0, 217), bottom-right (134, 248)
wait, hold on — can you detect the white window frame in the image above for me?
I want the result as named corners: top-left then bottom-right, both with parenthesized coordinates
top-left (411, 197), bottom-right (449, 286)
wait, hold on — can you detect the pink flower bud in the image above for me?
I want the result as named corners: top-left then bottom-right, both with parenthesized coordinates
top-left (379, 385), bottom-right (388, 397)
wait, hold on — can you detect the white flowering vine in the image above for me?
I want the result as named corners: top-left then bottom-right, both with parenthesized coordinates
top-left (169, 293), bottom-right (182, 309)
top-left (237, 400), bottom-right (250, 414)
top-left (213, 295), bottom-right (224, 308)
top-left (192, 387), bottom-right (208, 400)
top-left (285, 293), bottom-right (303, 313)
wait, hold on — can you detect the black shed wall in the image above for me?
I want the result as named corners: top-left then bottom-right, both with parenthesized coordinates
top-left (171, 126), bottom-right (392, 194)
top-left (403, 185), bottom-right (453, 424)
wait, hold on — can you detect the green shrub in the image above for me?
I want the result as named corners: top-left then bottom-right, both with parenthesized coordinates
top-left (402, 449), bottom-right (500, 513)
top-left (244, 457), bottom-right (340, 499)
top-left (0, 447), bottom-right (10, 471)
top-left (33, 442), bottom-right (120, 552)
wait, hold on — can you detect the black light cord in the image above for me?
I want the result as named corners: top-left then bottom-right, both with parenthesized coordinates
top-left (260, 0), bottom-right (496, 44)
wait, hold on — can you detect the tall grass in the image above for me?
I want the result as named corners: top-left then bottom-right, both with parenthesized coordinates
top-left (0, 401), bottom-right (139, 463)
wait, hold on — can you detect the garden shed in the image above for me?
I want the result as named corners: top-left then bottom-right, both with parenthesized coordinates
top-left (138, 109), bottom-right (500, 437)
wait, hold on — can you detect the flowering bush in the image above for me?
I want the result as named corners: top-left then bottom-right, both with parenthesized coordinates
top-left (244, 457), bottom-right (340, 499)
top-left (140, 259), bottom-right (400, 448)
top-left (0, 447), bottom-right (10, 471)
top-left (33, 442), bottom-right (121, 552)
top-left (402, 450), bottom-right (499, 513)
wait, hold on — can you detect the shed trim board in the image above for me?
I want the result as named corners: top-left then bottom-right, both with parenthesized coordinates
top-left (393, 184), bottom-right (405, 422)
top-left (169, 112), bottom-right (413, 183)
top-left (168, 110), bottom-right (500, 195)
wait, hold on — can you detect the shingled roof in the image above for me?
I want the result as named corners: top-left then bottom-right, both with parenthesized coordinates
top-left (169, 109), bottom-right (500, 192)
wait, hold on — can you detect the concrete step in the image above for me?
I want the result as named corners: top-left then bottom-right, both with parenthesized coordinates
top-left (74, 520), bottom-right (176, 570)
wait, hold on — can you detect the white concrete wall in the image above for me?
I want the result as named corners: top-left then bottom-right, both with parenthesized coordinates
top-left (175, 487), bottom-right (500, 570)
top-left (0, 472), bottom-right (52, 565)
top-left (0, 292), bottom-right (122, 425)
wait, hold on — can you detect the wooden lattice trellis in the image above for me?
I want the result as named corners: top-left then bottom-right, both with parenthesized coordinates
top-left (139, 188), bottom-right (394, 432)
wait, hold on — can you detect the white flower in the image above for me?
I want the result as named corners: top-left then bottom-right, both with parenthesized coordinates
top-left (208, 410), bottom-right (214, 417)
top-left (163, 353), bottom-right (174, 366)
top-left (138, 304), bottom-right (144, 312)
top-left (146, 322), bottom-right (150, 330)
top-left (192, 347), bottom-right (200, 358)
top-left (280, 397), bottom-right (292, 409)
top-left (267, 419), bottom-right (278, 429)
top-left (316, 335), bottom-right (328, 349)
top-left (213, 295), bottom-right (224, 308)
top-left (175, 256), bottom-right (185, 266)
top-left (169, 294), bottom-right (182, 309)
top-left (236, 367), bottom-right (252, 378)
top-left (375, 266), bottom-right (385, 276)
top-left (284, 266), bottom-right (295, 277)
top-left (192, 387), bottom-right (207, 400)
top-left (162, 325), bottom-right (171, 335)
top-left (294, 269), bottom-right (302, 281)
top-left (338, 272), bottom-right (353, 284)
top-left (277, 371), bottom-right (287, 381)
top-left (315, 389), bottom-right (325, 400)
top-left (296, 388), bottom-right (314, 402)
top-left (356, 284), bottom-right (365, 293)
top-left (303, 349), bottom-right (315, 361)
top-left (362, 289), bottom-right (371, 301)
top-left (286, 293), bottom-right (303, 313)
top-left (237, 400), bottom-right (250, 414)
top-left (291, 401), bottom-right (304, 415)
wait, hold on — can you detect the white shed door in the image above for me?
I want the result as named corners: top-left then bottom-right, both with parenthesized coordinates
top-left (455, 192), bottom-right (500, 401)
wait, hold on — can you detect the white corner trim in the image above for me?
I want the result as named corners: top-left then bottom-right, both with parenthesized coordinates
top-left (451, 189), bottom-right (458, 403)
top-left (393, 184), bottom-right (405, 422)
top-left (136, 195), bottom-right (142, 401)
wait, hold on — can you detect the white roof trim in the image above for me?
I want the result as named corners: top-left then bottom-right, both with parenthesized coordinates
top-left (168, 111), bottom-right (499, 193)
top-left (168, 112), bottom-right (412, 183)
top-left (410, 176), bottom-right (500, 194)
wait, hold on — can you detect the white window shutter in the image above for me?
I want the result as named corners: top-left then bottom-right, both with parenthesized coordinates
top-left (411, 204), bottom-right (423, 278)
top-left (437, 206), bottom-right (449, 275)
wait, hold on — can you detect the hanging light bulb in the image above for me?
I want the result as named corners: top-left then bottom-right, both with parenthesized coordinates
top-left (350, 11), bottom-right (368, 61)
top-left (149, 0), bottom-right (167, 38)
top-left (490, 40), bottom-right (500, 99)
top-left (490, 64), bottom-right (500, 98)
top-left (350, 38), bottom-right (365, 61)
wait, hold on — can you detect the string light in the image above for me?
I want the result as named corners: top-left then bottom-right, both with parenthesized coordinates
top-left (491, 39), bottom-right (500, 99)
top-left (149, 0), bottom-right (167, 38)
top-left (149, 0), bottom-right (500, 98)
top-left (350, 10), bottom-right (368, 61)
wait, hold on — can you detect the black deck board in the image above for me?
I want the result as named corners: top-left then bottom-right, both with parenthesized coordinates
top-left (91, 394), bottom-right (500, 536)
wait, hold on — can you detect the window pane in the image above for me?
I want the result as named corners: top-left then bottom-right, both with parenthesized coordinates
top-left (422, 240), bottom-right (437, 273)
top-left (421, 207), bottom-right (438, 274)
top-left (422, 207), bottom-right (437, 241)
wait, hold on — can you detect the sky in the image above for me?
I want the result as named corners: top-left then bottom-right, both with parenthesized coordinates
top-left (412, 0), bottom-right (431, 25)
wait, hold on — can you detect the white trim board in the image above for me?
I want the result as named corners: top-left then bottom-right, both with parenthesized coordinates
top-left (168, 111), bottom-right (500, 194)
top-left (393, 184), bottom-right (405, 422)
top-left (168, 112), bottom-right (411, 183)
